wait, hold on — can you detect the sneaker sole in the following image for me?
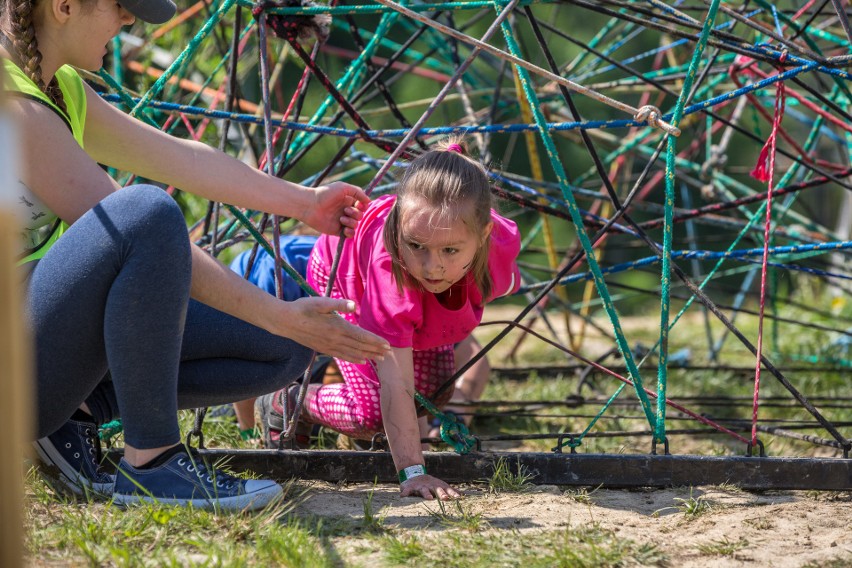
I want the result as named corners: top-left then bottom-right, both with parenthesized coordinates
top-left (254, 395), bottom-right (280, 449)
top-left (33, 438), bottom-right (114, 497)
top-left (112, 484), bottom-right (284, 512)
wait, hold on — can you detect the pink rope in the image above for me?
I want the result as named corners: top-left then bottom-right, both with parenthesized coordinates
top-left (258, 62), bottom-right (312, 173)
top-left (750, 54), bottom-right (788, 446)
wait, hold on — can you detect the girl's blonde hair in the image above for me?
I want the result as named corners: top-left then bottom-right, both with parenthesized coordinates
top-left (383, 138), bottom-right (495, 301)
top-left (1, 0), bottom-right (69, 112)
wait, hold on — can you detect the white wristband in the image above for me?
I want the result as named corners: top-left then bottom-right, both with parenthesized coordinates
top-left (398, 464), bottom-right (427, 483)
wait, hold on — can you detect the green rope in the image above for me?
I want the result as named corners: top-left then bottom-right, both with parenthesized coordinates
top-left (656, 0), bottom-right (722, 443)
top-left (98, 420), bottom-right (124, 441)
top-left (286, 8), bottom-right (402, 161)
top-left (131, 0), bottom-right (237, 118)
top-left (238, 0), bottom-right (555, 16)
top-left (554, 383), bottom-right (627, 451)
top-left (97, 70), bottom-right (160, 128)
top-left (493, 2), bottom-right (657, 431)
top-left (618, 96), bottom-right (835, 394)
top-left (414, 392), bottom-right (476, 454)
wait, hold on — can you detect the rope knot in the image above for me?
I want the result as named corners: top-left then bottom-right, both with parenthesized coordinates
top-left (254, 0), bottom-right (331, 43)
top-left (634, 105), bottom-right (681, 136)
top-left (634, 105), bottom-right (661, 128)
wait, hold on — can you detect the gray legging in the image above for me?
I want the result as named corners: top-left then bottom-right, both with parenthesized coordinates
top-left (28, 185), bottom-right (312, 449)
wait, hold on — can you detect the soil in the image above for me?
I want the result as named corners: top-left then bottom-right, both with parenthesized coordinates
top-left (294, 482), bottom-right (852, 567)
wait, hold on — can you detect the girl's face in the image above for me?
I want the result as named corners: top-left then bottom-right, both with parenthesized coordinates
top-left (62, 0), bottom-right (135, 71)
top-left (399, 201), bottom-right (492, 294)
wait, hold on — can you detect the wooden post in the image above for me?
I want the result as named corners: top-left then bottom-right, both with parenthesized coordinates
top-left (0, 60), bottom-right (31, 568)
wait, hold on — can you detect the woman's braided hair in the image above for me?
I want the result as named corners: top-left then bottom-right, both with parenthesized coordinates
top-left (4, 0), bottom-right (68, 113)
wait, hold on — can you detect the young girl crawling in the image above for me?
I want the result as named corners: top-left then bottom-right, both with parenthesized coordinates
top-left (257, 140), bottom-right (521, 499)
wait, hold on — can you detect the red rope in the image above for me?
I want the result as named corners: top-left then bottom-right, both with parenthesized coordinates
top-left (750, 53), bottom-right (788, 446)
top-left (258, 61), bottom-right (313, 173)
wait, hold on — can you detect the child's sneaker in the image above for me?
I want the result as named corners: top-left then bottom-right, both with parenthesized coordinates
top-left (255, 384), bottom-right (311, 449)
top-left (112, 449), bottom-right (282, 512)
top-left (33, 417), bottom-right (115, 498)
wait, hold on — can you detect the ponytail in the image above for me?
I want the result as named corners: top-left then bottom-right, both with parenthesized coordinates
top-left (6, 0), bottom-right (68, 113)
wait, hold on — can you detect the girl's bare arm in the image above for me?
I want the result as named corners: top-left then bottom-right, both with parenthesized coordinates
top-left (377, 348), bottom-right (462, 500)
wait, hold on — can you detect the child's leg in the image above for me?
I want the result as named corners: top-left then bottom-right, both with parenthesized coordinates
top-left (302, 359), bottom-right (384, 439)
top-left (233, 398), bottom-right (256, 432)
top-left (451, 335), bottom-right (491, 415)
top-left (413, 345), bottom-right (457, 409)
top-left (298, 346), bottom-right (456, 442)
top-left (427, 336), bottom-right (489, 439)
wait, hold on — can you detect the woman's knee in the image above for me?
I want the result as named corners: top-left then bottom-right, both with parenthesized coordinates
top-left (105, 185), bottom-right (188, 245)
top-left (256, 340), bottom-right (314, 392)
top-left (103, 185), bottom-right (190, 268)
top-left (284, 342), bottom-right (314, 381)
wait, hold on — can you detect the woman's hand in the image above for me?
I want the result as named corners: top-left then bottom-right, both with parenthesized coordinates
top-left (400, 474), bottom-right (462, 501)
top-left (282, 296), bottom-right (390, 364)
top-left (301, 182), bottom-right (371, 237)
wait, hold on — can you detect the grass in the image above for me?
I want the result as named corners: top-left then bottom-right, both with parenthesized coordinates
top-left (563, 485), bottom-right (601, 504)
top-left (21, 290), bottom-right (852, 565)
top-left (486, 456), bottom-right (536, 494)
top-left (373, 525), bottom-right (668, 568)
top-left (381, 534), bottom-right (425, 563)
top-left (530, 524), bottom-right (668, 568)
top-left (423, 499), bottom-right (488, 532)
top-left (26, 471), bottom-right (323, 566)
top-left (653, 487), bottom-right (713, 519)
top-left (360, 486), bottom-right (387, 534)
top-left (697, 537), bottom-right (749, 556)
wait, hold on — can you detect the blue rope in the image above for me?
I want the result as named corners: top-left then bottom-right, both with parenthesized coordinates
top-left (517, 240), bottom-right (852, 294)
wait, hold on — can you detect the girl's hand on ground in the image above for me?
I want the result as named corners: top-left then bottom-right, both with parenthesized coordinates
top-left (285, 297), bottom-right (390, 363)
top-left (302, 182), bottom-right (370, 237)
top-left (399, 474), bottom-right (462, 501)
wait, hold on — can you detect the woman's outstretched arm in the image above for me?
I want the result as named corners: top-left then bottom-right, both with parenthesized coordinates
top-left (82, 83), bottom-right (367, 237)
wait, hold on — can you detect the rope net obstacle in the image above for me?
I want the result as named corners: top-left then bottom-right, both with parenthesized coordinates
top-left (94, 0), bottom-right (851, 489)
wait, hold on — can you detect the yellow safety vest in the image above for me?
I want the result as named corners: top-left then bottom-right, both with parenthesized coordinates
top-left (2, 59), bottom-right (86, 264)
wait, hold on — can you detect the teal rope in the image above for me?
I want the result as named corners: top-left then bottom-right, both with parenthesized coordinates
top-left (98, 420), bottom-right (124, 441)
top-left (97, 70), bottom-right (160, 128)
top-left (414, 392), bottom-right (476, 454)
top-left (493, 3), bottom-right (657, 431)
top-left (555, 383), bottom-right (627, 451)
top-left (610, 90), bottom-right (837, 413)
top-left (285, 7), bottom-right (402, 162)
top-left (239, 0), bottom-right (555, 15)
top-left (564, 8), bottom-right (630, 74)
top-left (131, 0), bottom-right (237, 118)
top-left (111, 36), bottom-right (122, 85)
top-left (656, 0), bottom-right (722, 443)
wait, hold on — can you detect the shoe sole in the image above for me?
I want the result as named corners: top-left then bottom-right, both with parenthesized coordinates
top-left (33, 438), bottom-right (114, 497)
top-left (112, 484), bottom-right (283, 512)
top-left (254, 395), bottom-right (276, 449)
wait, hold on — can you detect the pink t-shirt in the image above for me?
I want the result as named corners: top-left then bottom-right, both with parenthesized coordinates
top-left (308, 194), bottom-right (521, 351)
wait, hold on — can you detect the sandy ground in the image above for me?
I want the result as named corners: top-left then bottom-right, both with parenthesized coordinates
top-left (294, 482), bottom-right (852, 567)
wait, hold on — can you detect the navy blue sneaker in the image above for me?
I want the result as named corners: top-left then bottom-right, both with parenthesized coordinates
top-left (112, 450), bottom-right (283, 511)
top-left (33, 418), bottom-right (115, 497)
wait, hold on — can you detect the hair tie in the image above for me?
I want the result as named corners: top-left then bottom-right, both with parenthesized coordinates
top-left (446, 143), bottom-right (464, 155)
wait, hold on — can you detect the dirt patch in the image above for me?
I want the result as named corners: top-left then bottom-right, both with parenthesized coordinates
top-left (294, 482), bottom-right (852, 567)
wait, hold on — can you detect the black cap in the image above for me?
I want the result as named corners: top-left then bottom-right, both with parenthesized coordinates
top-left (119, 0), bottom-right (177, 24)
